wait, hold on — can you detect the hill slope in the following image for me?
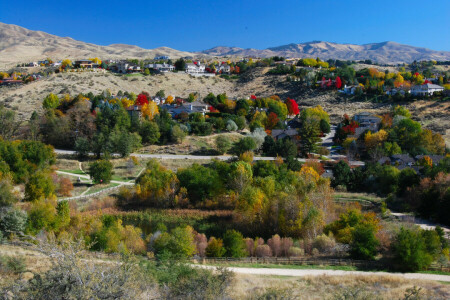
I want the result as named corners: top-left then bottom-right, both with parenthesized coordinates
top-left (201, 41), bottom-right (450, 63)
top-left (0, 22), bottom-right (197, 67)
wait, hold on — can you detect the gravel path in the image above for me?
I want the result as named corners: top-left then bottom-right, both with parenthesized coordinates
top-left (197, 265), bottom-right (450, 282)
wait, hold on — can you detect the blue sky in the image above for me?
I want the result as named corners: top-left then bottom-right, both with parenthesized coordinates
top-left (1, 0), bottom-right (449, 51)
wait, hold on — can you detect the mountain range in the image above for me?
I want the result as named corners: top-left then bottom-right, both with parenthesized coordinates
top-left (1, 22), bottom-right (450, 68)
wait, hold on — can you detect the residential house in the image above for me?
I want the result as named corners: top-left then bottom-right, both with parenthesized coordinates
top-left (113, 61), bottom-right (141, 73)
top-left (145, 63), bottom-right (174, 72)
top-left (341, 85), bottom-right (363, 95)
top-left (271, 128), bottom-right (298, 141)
top-left (126, 105), bottom-right (143, 119)
top-left (185, 62), bottom-right (206, 74)
top-left (154, 55), bottom-right (170, 60)
top-left (410, 83), bottom-right (444, 96)
top-left (217, 63), bottom-right (231, 74)
top-left (386, 88), bottom-right (409, 96)
top-left (0, 78), bottom-right (23, 86)
top-left (74, 60), bottom-right (98, 68)
top-left (352, 113), bottom-right (381, 137)
top-left (162, 101), bottom-right (210, 117)
top-left (28, 62), bottom-right (39, 67)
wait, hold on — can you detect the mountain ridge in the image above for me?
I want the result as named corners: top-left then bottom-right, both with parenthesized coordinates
top-left (1, 22), bottom-right (449, 67)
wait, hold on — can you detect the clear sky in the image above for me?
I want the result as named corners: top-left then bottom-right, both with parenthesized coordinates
top-left (1, 0), bottom-right (449, 51)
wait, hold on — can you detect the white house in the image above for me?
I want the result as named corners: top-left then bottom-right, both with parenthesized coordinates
top-left (217, 63), bottom-right (231, 74)
top-left (341, 85), bottom-right (362, 95)
top-left (185, 62), bottom-right (206, 74)
top-left (411, 83), bottom-right (444, 96)
top-left (145, 63), bottom-right (174, 72)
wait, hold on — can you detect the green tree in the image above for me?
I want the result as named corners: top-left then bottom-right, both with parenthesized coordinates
top-left (153, 226), bottom-right (196, 258)
top-left (0, 207), bottom-right (27, 236)
top-left (74, 137), bottom-right (91, 158)
top-left (350, 224), bottom-right (379, 260)
top-left (332, 161), bottom-right (352, 188)
top-left (156, 90), bottom-right (165, 98)
top-left (139, 120), bottom-right (160, 144)
top-left (299, 118), bottom-right (320, 155)
top-left (177, 164), bottom-right (222, 204)
top-left (230, 137), bottom-right (257, 156)
top-left (171, 125), bottom-right (187, 144)
top-left (43, 93), bottom-right (60, 110)
top-left (0, 105), bottom-right (21, 140)
top-left (223, 230), bottom-right (247, 258)
top-left (0, 179), bottom-right (17, 207)
top-left (88, 160), bottom-right (113, 184)
top-left (392, 227), bottom-right (434, 271)
top-left (144, 68), bottom-right (150, 75)
top-left (215, 135), bottom-right (232, 154)
top-left (320, 119), bottom-right (331, 134)
top-left (174, 58), bottom-right (186, 71)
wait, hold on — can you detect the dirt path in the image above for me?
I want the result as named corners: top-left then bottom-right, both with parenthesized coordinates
top-left (196, 265), bottom-right (450, 282)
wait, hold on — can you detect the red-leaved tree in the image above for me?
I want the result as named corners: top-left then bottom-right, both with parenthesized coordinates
top-left (285, 98), bottom-right (300, 116)
top-left (335, 76), bottom-right (342, 89)
top-left (266, 112), bottom-right (279, 130)
top-left (135, 93), bottom-right (149, 106)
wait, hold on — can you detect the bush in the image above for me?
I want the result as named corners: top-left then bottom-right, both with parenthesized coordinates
top-left (0, 256), bottom-right (26, 274)
top-left (312, 234), bottom-right (336, 253)
top-left (255, 244), bottom-right (272, 257)
top-left (206, 237), bottom-right (226, 257)
top-left (0, 207), bottom-right (27, 236)
top-left (171, 125), bottom-right (187, 144)
top-left (226, 119), bottom-right (238, 131)
top-left (288, 247), bottom-right (304, 257)
top-left (230, 137), bottom-right (257, 156)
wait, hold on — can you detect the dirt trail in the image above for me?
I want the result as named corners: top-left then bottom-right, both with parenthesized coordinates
top-left (197, 265), bottom-right (450, 282)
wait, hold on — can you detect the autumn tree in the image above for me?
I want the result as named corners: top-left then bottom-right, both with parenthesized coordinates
top-left (285, 98), bottom-right (300, 116)
top-left (142, 101), bottom-right (159, 120)
top-left (43, 93), bottom-right (60, 110)
top-left (58, 177), bottom-right (74, 197)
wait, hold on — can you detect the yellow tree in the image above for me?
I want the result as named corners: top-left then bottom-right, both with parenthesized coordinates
top-left (364, 130), bottom-right (388, 151)
top-left (368, 68), bottom-right (378, 78)
top-left (121, 98), bottom-right (134, 108)
top-left (165, 95), bottom-right (174, 104)
top-left (142, 101), bottom-right (159, 120)
top-left (394, 73), bottom-right (404, 87)
top-left (89, 57), bottom-right (102, 64)
top-left (62, 59), bottom-right (72, 67)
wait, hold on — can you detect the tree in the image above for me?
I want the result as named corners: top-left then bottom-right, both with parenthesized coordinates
top-left (88, 160), bottom-right (113, 184)
top-left (177, 164), bottom-right (222, 204)
top-left (61, 59), bottom-right (72, 68)
top-left (0, 179), bottom-right (17, 207)
top-left (154, 226), bottom-right (196, 258)
top-left (171, 125), bottom-right (187, 144)
top-left (43, 93), bottom-right (60, 110)
top-left (206, 237), bottom-right (226, 257)
top-left (165, 95), bottom-right (174, 104)
top-left (74, 137), bottom-right (91, 158)
top-left (0, 207), bottom-right (27, 235)
top-left (299, 118), bottom-right (320, 155)
top-left (139, 120), bottom-right (160, 144)
top-left (223, 230), bottom-right (247, 258)
top-left (319, 119), bottom-right (331, 134)
top-left (230, 137), bottom-right (257, 156)
top-left (335, 76), bottom-right (342, 89)
top-left (285, 98), bottom-right (300, 116)
top-left (144, 68), bottom-right (150, 75)
top-left (350, 224), bottom-right (379, 260)
top-left (142, 101), bottom-right (159, 120)
top-left (25, 171), bottom-right (55, 201)
top-left (135, 94), bottom-right (149, 106)
top-left (215, 135), bottom-right (232, 154)
top-left (174, 58), bottom-right (186, 71)
top-left (58, 178), bottom-right (74, 197)
top-left (156, 90), bottom-right (165, 98)
top-left (332, 160), bottom-right (352, 188)
top-left (392, 227), bottom-right (435, 271)
top-left (0, 105), bottom-right (21, 140)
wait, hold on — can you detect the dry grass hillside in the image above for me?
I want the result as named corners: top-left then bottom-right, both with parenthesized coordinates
top-left (1, 67), bottom-right (449, 146)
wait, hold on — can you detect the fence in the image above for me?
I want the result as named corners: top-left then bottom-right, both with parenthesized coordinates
top-left (58, 185), bottom-right (123, 202)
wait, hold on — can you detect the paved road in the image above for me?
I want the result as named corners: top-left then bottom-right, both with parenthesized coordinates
top-left (197, 265), bottom-right (450, 282)
top-left (53, 149), bottom-right (306, 162)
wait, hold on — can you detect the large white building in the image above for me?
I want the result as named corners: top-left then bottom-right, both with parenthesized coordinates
top-left (411, 83), bottom-right (444, 96)
top-left (185, 62), bottom-right (206, 74)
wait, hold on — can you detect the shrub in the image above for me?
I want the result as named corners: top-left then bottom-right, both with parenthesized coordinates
top-left (312, 234), bottom-right (336, 253)
top-left (311, 248), bottom-right (319, 256)
top-left (288, 247), bottom-right (304, 257)
top-left (205, 237), bottom-right (226, 257)
top-left (255, 245), bottom-right (272, 257)
top-left (0, 207), bottom-right (27, 236)
top-left (226, 119), bottom-right (238, 131)
top-left (230, 137), bottom-right (256, 156)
